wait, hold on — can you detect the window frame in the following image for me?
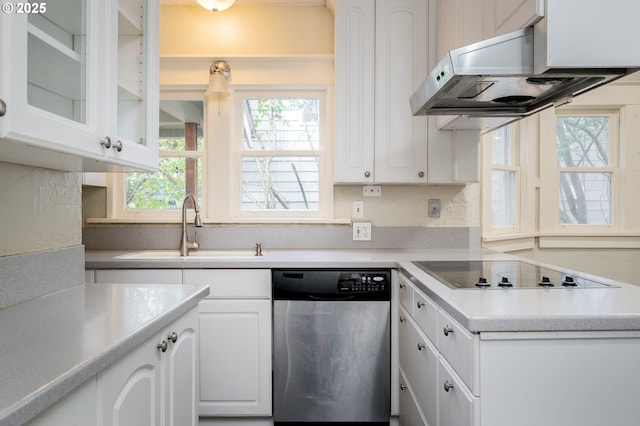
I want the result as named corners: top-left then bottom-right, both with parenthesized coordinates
top-left (227, 87), bottom-right (332, 220)
top-left (539, 108), bottom-right (620, 234)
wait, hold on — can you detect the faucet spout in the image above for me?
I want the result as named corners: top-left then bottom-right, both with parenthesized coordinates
top-left (180, 193), bottom-right (203, 256)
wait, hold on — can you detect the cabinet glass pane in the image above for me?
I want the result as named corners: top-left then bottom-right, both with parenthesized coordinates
top-left (118, 0), bottom-right (146, 145)
top-left (27, 0), bottom-right (87, 123)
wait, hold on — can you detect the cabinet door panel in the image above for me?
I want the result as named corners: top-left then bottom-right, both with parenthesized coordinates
top-left (398, 369), bottom-right (427, 426)
top-left (438, 359), bottom-right (479, 426)
top-left (334, 0), bottom-right (375, 183)
top-left (198, 299), bottom-right (271, 416)
top-left (374, 0), bottom-right (428, 183)
top-left (164, 307), bottom-right (198, 426)
top-left (100, 337), bottom-right (161, 426)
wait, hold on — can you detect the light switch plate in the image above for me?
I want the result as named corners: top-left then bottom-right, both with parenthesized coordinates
top-left (352, 201), bottom-right (364, 219)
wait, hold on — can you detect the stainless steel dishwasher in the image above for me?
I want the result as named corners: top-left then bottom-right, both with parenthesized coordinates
top-left (272, 269), bottom-right (391, 425)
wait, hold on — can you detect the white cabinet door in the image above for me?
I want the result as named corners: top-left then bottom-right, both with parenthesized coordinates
top-left (162, 307), bottom-right (199, 426)
top-left (334, 0), bottom-right (375, 183)
top-left (334, 0), bottom-right (428, 184)
top-left (438, 358), bottom-right (479, 426)
top-left (0, 0), bottom-right (158, 172)
top-left (398, 369), bottom-right (427, 426)
top-left (374, 0), bottom-right (428, 183)
top-left (486, 0), bottom-right (544, 37)
top-left (99, 335), bottom-right (162, 426)
top-left (198, 298), bottom-right (272, 416)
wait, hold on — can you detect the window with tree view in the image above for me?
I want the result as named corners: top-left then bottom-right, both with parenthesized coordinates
top-left (239, 95), bottom-right (322, 213)
top-left (125, 100), bottom-right (205, 211)
top-left (556, 114), bottom-right (616, 225)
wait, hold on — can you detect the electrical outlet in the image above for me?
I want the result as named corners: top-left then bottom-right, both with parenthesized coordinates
top-left (352, 222), bottom-right (372, 241)
top-left (363, 185), bottom-right (382, 197)
top-left (428, 199), bottom-right (441, 218)
top-left (352, 201), bottom-right (364, 219)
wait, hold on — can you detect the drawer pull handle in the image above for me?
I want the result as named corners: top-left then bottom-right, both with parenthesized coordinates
top-left (417, 342), bottom-right (426, 351)
top-left (168, 331), bottom-right (178, 343)
top-left (157, 340), bottom-right (168, 353)
top-left (444, 381), bottom-right (455, 392)
top-left (399, 282), bottom-right (405, 289)
top-left (400, 315), bottom-right (406, 323)
top-left (443, 325), bottom-right (454, 336)
top-left (400, 383), bottom-right (408, 391)
top-left (417, 300), bottom-right (425, 309)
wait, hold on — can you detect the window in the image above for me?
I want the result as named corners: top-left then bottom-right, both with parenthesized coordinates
top-left (483, 124), bottom-right (521, 235)
top-left (231, 90), bottom-right (330, 219)
top-left (538, 108), bottom-right (620, 235)
top-left (556, 114), bottom-right (615, 225)
top-left (114, 99), bottom-right (206, 219)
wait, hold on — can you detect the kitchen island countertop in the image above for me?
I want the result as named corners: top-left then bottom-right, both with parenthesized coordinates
top-left (0, 282), bottom-right (209, 426)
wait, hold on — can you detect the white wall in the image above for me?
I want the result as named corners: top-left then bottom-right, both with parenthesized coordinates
top-left (0, 162), bottom-right (82, 256)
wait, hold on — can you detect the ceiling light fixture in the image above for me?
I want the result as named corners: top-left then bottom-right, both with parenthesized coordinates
top-left (205, 60), bottom-right (231, 114)
top-left (196, 0), bottom-right (236, 12)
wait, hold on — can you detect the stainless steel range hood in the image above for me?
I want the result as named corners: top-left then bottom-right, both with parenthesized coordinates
top-left (411, 12), bottom-right (640, 131)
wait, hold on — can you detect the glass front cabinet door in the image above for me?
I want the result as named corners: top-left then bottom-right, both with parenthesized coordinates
top-left (0, 0), bottom-right (158, 172)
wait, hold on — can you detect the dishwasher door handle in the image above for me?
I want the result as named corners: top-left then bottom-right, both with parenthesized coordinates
top-left (309, 294), bottom-right (355, 301)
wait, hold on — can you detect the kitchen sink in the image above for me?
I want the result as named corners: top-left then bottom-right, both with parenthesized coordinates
top-left (116, 249), bottom-right (265, 260)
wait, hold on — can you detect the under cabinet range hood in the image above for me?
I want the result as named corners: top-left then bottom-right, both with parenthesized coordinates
top-left (411, 4), bottom-right (640, 130)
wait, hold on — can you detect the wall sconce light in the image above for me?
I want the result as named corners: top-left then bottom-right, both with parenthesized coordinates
top-left (197, 0), bottom-right (236, 12)
top-left (205, 60), bottom-right (231, 114)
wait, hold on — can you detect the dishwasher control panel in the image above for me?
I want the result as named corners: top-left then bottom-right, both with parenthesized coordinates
top-left (338, 272), bottom-right (388, 293)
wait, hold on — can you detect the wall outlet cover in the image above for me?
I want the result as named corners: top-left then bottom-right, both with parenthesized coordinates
top-left (352, 222), bottom-right (372, 241)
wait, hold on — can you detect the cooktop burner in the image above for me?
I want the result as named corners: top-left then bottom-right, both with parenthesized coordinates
top-left (412, 260), bottom-right (617, 290)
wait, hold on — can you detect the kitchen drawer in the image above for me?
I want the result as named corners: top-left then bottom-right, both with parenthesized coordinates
top-left (413, 287), bottom-right (438, 345)
top-left (438, 358), bottom-right (479, 426)
top-left (399, 368), bottom-right (427, 426)
top-left (182, 269), bottom-right (271, 299)
top-left (398, 273), bottom-right (414, 313)
top-left (94, 269), bottom-right (182, 284)
top-left (437, 309), bottom-right (480, 395)
top-left (399, 306), bottom-right (437, 426)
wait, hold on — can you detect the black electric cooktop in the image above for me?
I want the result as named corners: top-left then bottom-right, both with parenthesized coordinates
top-left (412, 260), bottom-right (617, 290)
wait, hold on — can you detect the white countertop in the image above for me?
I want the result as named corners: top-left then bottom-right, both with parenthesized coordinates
top-left (0, 282), bottom-right (209, 426)
top-left (87, 248), bottom-right (640, 333)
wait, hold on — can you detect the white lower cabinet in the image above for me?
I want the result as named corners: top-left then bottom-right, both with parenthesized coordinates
top-left (28, 307), bottom-right (198, 426)
top-left (399, 369), bottom-right (427, 426)
top-left (183, 269), bottom-right (272, 417)
top-left (437, 357), bottom-right (479, 426)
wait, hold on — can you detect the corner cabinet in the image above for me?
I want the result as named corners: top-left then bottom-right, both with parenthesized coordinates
top-left (0, 0), bottom-right (159, 172)
top-left (334, 0), bottom-right (428, 184)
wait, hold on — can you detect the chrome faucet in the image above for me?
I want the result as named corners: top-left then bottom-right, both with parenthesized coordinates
top-left (180, 193), bottom-right (203, 256)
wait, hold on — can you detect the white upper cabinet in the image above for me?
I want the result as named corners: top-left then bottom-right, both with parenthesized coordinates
top-left (334, 0), bottom-right (428, 184)
top-left (485, 0), bottom-right (544, 38)
top-left (0, 0), bottom-right (158, 172)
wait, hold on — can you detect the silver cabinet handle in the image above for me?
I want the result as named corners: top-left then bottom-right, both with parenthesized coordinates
top-left (400, 383), bottom-right (408, 391)
top-left (417, 342), bottom-right (426, 351)
top-left (418, 171), bottom-right (425, 178)
top-left (114, 140), bottom-right (123, 152)
top-left (417, 300), bottom-right (425, 309)
top-left (100, 136), bottom-right (112, 149)
top-left (0, 99), bottom-right (6, 117)
top-left (364, 171), bottom-right (371, 178)
top-left (168, 331), bottom-right (178, 343)
top-left (399, 282), bottom-right (405, 289)
top-left (400, 315), bottom-right (406, 323)
top-left (444, 381), bottom-right (454, 392)
top-left (443, 326), bottom-right (454, 336)
top-left (157, 340), bottom-right (168, 352)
